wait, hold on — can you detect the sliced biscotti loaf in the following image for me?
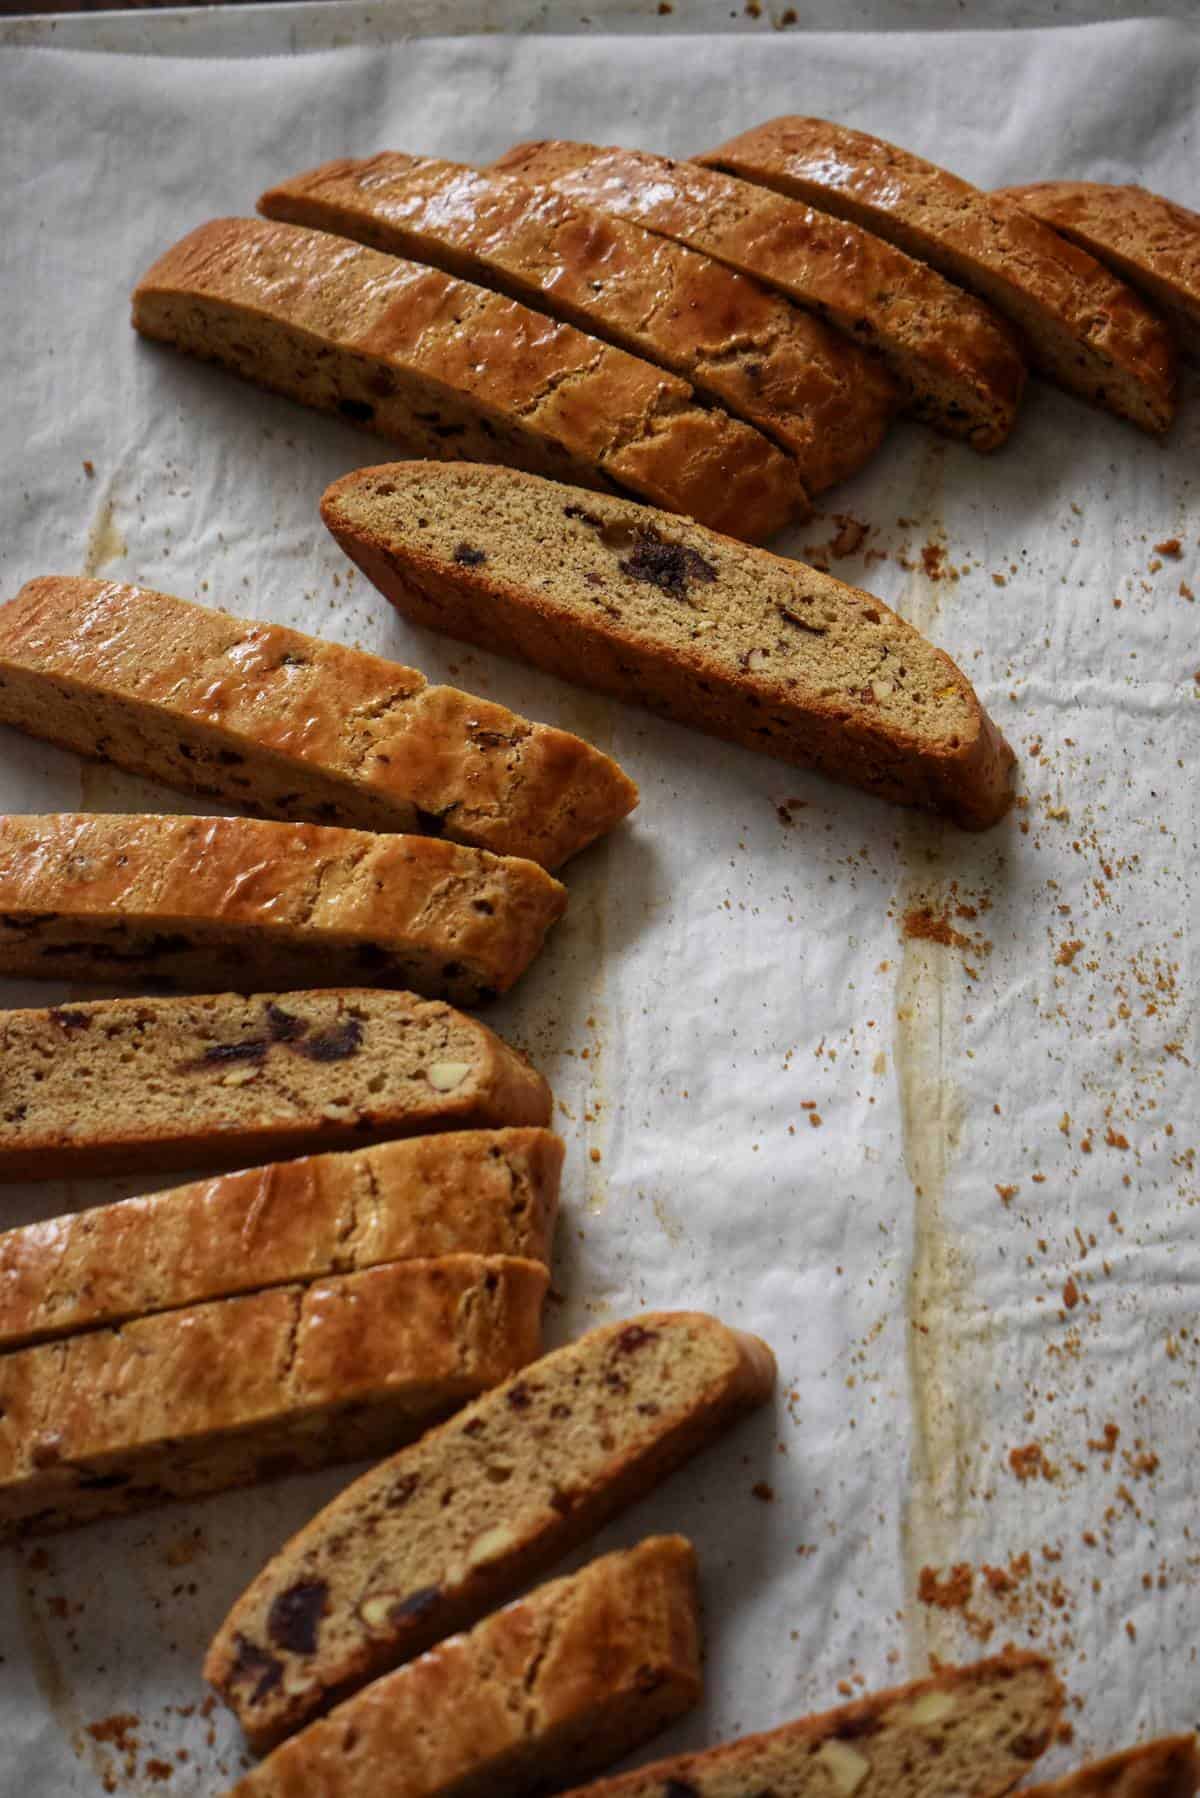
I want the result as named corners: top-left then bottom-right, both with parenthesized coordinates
top-left (995, 182), bottom-right (1200, 360)
top-left (0, 814), bottom-right (565, 1004)
top-left (206, 1311), bottom-right (775, 1749)
top-left (259, 153), bottom-right (898, 495)
top-left (1022, 1738), bottom-right (1200, 1798)
top-left (0, 1254), bottom-right (547, 1539)
top-left (0, 989), bottom-right (550, 1182)
top-left (558, 1650), bottom-right (1063, 1798)
top-left (701, 120), bottom-right (1176, 434)
top-left (0, 577), bottom-right (636, 871)
top-left (132, 218), bottom-right (806, 543)
top-left (225, 1537), bottom-right (701, 1798)
top-left (492, 140), bottom-right (1025, 450)
top-left (0, 1128), bottom-right (560, 1352)
top-left (321, 463), bottom-right (1014, 829)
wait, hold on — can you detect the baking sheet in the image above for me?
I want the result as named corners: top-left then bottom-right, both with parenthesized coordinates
top-left (0, 18), bottom-right (1197, 1793)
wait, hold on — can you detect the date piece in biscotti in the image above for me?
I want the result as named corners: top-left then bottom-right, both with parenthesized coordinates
top-left (225, 1537), bottom-right (701, 1798)
top-left (1020, 1736), bottom-right (1200, 1798)
top-left (701, 119), bottom-right (1176, 434)
top-left (995, 181), bottom-right (1200, 360)
top-left (132, 217), bottom-right (807, 543)
top-left (321, 462), bottom-right (1014, 830)
top-left (205, 1311), bottom-right (775, 1750)
top-left (259, 152), bottom-right (898, 495)
top-left (0, 577), bottom-right (637, 871)
top-left (557, 1650), bottom-right (1063, 1798)
top-left (0, 1127), bottom-right (561, 1352)
top-left (492, 139), bottom-right (1026, 451)
top-left (0, 988), bottom-right (550, 1182)
top-left (0, 813), bottom-right (565, 1005)
top-left (0, 1254), bottom-right (547, 1538)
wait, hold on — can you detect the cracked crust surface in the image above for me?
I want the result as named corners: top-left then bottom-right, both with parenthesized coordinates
top-left (0, 1253), bottom-right (547, 1539)
top-left (701, 119), bottom-right (1176, 434)
top-left (0, 578), bottom-right (637, 870)
top-left (132, 217), bottom-right (806, 542)
top-left (557, 1650), bottom-right (1063, 1798)
top-left (0, 813), bottom-right (566, 1005)
top-left (492, 140), bottom-right (1026, 450)
top-left (0, 988), bottom-right (551, 1181)
top-left (259, 153), bottom-right (897, 495)
top-left (0, 1127), bottom-right (561, 1353)
top-left (995, 181), bottom-right (1200, 361)
top-left (1020, 1737), bottom-right (1200, 1798)
top-left (321, 462), bottom-right (1015, 829)
top-left (206, 1311), bottom-right (775, 1750)
top-left (225, 1537), bottom-right (701, 1798)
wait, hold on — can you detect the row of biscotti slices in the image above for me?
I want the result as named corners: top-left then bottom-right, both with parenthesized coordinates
top-left (3, 508), bottom-right (1013, 830)
top-left (0, 1126), bottom-right (561, 1535)
top-left (130, 124), bottom-right (1190, 547)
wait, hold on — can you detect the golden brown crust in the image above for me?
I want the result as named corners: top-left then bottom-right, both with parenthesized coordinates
top-left (0, 989), bottom-right (551, 1182)
top-left (492, 140), bottom-right (1026, 450)
top-left (132, 217), bottom-right (806, 542)
top-left (1021, 1738), bottom-right (1200, 1798)
top-left (996, 181), bottom-right (1200, 360)
top-left (225, 1537), bottom-right (702, 1798)
top-left (0, 1254), bottom-right (548, 1538)
top-left (259, 153), bottom-right (897, 495)
top-left (0, 577), bottom-right (637, 870)
top-left (701, 119), bottom-right (1176, 433)
top-left (0, 813), bottom-right (565, 1004)
top-left (557, 1649), bottom-right (1063, 1798)
top-left (206, 1311), bottom-right (775, 1749)
top-left (321, 462), bottom-right (1015, 830)
top-left (0, 1128), bottom-right (561, 1352)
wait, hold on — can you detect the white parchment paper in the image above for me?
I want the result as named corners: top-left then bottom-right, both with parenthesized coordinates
top-left (0, 19), bottom-right (1197, 1793)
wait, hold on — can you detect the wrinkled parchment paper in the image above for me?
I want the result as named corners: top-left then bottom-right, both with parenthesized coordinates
top-left (0, 18), bottom-right (1197, 1792)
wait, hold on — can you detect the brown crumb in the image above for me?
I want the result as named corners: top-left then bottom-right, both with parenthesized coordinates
top-left (1055, 939), bottom-right (1084, 967)
top-left (82, 459), bottom-right (95, 478)
top-left (87, 1715), bottom-right (140, 1750)
top-left (996, 1183), bottom-right (1019, 1205)
top-left (1062, 1277), bottom-right (1080, 1309)
top-left (918, 1563), bottom-right (974, 1609)
top-left (751, 1481), bottom-right (775, 1502)
top-left (1154, 538), bottom-right (1182, 557)
top-left (144, 1762), bottom-right (175, 1784)
top-left (1104, 1126), bottom-right (1130, 1151)
top-left (1009, 1442), bottom-right (1057, 1482)
top-left (1087, 1422), bottom-right (1120, 1454)
top-left (992, 572), bottom-right (1007, 587)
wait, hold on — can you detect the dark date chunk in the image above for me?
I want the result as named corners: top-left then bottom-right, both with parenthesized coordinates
top-left (265, 1003), bottom-right (307, 1042)
top-left (506, 1382), bottom-right (533, 1412)
top-left (614, 1324), bottom-right (658, 1355)
top-left (49, 1008), bottom-right (92, 1032)
top-left (201, 1039), bottom-right (268, 1067)
top-left (230, 1635), bottom-right (284, 1705)
top-left (293, 1018), bottom-right (363, 1063)
top-left (453, 543), bottom-right (487, 567)
top-left (619, 536), bottom-right (718, 601)
top-left (267, 1580), bottom-right (329, 1656)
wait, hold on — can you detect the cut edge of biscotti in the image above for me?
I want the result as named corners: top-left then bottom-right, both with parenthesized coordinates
top-left (131, 216), bottom-right (809, 543)
top-left (1020, 1736), bottom-right (1200, 1798)
top-left (0, 1253), bottom-right (549, 1541)
top-left (225, 1535), bottom-right (702, 1798)
top-left (0, 1126), bottom-right (563, 1353)
top-left (0, 812), bottom-right (566, 1005)
top-left (256, 150), bottom-right (899, 496)
top-left (0, 988), bottom-right (551, 1182)
top-left (0, 575), bottom-right (638, 871)
top-left (490, 138), bottom-right (1028, 453)
top-left (555, 1648), bottom-right (1064, 1797)
top-left (699, 118), bottom-right (1177, 436)
top-left (205, 1310), bottom-right (776, 1749)
top-left (993, 180), bottom-right (1200, 362)
top-left (320, 462), bottom-right (1016, 830)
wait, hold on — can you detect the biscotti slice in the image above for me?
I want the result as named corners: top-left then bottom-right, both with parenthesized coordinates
top-left (1021, 1738), bottom-right (1200, 1798)
top-left (132, 218), bottom-right (806, 543)
top-left (0, 989), bottom-right (550, 1182)
top-left (0, 1127), bottom-right (560, 1352)
top-left (225, 1537), bottom-right (701, 1798)
top-left (557, 1650), bottom-right (1063, 1798)
top-left (0, 814), bottom-right (565, 1004)
top-left (206, 1311), bottom-right (775, 1749)
top-left (0, 577), bottom-right (636, 871)
top-left (492, 140), bottom-right (1025, 450)
top-left (321, 463), bottom-right (1014, 829)
top-left (259, 153), bottom-right (898, 495)
top-left (0, 1254), bottom-right (547, 1538)
top-left (701, 120), bottom-right (1176, 434)
top-left (995, 182), bottom-right (1200, 360)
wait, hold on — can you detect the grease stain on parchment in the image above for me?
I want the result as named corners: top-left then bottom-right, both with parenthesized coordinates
top-left (82, 490), bottom-right (126, 580)
top-left (894, 826), bottom-right (986, 1668)
top-left (14, 1575), bottom-right (112, 1787)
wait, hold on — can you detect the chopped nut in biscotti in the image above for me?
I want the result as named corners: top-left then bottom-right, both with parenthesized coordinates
top-left (205, 1312), bottom-right (774, 1750)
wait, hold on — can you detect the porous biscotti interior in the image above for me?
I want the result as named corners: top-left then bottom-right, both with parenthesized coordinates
top-left (330, 466), bottom-right (979, 751)
top-left (555, 1651), bottom-right (1062, 1797)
